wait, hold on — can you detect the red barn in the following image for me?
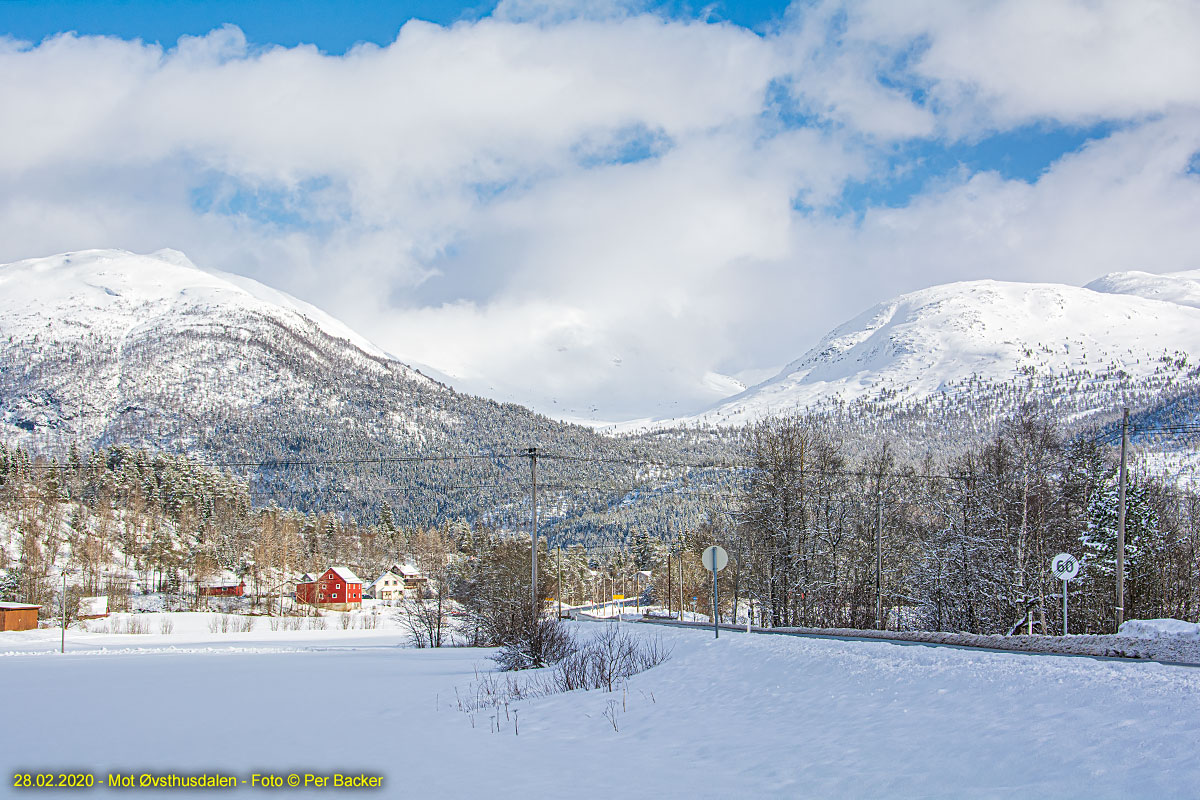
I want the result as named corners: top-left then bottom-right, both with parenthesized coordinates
top-left (296, 567), bottom-right (362, 611)
top-left (0, 602), bottom-right (42, 631)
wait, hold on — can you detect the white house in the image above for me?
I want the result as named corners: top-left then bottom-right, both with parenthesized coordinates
top-left (365, 569), bottom-right (406, 604)
top-left (390, 563), bottom-right (429, 592)
top-left (366, 564), bottom-right (429, 603)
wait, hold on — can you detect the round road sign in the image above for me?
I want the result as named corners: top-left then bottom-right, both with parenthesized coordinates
top-left (702, 545), bottom-right (729, 572)
top-left (1051, 553), bottom-right (1080, 581)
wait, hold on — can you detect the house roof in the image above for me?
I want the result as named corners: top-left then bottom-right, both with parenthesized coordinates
top-left (328, 566), bottom-right (362, 584)
top-left (298, 572), bottom-right (321, 583)
top-left (199, 577), bottom-right (244, 588)
top-left (0, 602), bottom-right (41, 610)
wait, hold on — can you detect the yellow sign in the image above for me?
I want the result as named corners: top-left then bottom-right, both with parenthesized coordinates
top-left (612, 594), bottom-right (625, 600)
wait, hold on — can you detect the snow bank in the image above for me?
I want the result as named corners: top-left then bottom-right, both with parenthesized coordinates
top-left (1119, 618), bottom-right (1200, 641)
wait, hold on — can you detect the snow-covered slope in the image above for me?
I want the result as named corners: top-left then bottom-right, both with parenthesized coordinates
top-left (1085, 268), bottom-right (1200, 310)
top-left (687, 272), bottom-right (1200, 427)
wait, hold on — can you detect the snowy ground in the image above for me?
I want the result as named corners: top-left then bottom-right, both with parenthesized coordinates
top-left (4, 617), bottom-right (1199, 798)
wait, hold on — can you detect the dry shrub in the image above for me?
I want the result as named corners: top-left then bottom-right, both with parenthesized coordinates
top-left (492, 610), bottom-right (576, 671)
top-left (552, 625), bottom-right (671, 692)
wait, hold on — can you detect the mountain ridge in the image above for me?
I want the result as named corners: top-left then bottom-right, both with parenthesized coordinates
top-left (666, 271), bottom-right (1200, 429)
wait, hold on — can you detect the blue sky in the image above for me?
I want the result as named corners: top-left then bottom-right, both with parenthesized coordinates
top-left (2, 0), bottom-right (797, 51)
top-left (2, 0), bottom-right (1198, 420)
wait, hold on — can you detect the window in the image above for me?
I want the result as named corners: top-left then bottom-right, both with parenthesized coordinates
top-left (336, 583), bottom-right (342, 589)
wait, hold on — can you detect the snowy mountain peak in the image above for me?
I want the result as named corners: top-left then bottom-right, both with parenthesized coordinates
top-left (683, 272), bottom-right (1200, 427)
top-left (0, 248), bottom-right (450, 448)
top-left (0, 248), bottom-right (390, 361)
top-left (1084, 268), bottom-right (1200, 310)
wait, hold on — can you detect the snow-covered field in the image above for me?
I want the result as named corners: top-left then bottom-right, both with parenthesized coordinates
top-left (4, 617), bottom-right (1199, 798)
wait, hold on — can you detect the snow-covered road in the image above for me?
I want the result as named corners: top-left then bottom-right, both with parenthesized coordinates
top-left (4, 620), bottom-right (1198, 798)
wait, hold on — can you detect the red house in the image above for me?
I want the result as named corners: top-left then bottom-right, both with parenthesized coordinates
top-left (0, 602), bottom-right (41, 632)
top-left (198, 579), bottom-right (245, 597)
top-left (296, 567), bottom-right (362, 611)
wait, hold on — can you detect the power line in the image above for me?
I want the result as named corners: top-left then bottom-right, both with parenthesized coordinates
top-left (538, 452), bottom-right (745, 471)
top-left (11, 452), bottom-right (525, 472)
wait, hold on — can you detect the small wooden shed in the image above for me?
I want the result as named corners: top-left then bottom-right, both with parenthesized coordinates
top-left (0, 602), bottom-right (41, 631)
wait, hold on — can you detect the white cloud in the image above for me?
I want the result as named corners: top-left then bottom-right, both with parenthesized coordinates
top-left (1, 3), bottom-right (1199, 420)
top-left (846, 0), bottom-right (1200, 134)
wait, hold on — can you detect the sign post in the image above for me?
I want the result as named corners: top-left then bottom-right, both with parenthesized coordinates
top-left (1051, 553), bottom-right (1080, 636)
top-left (702, 545), bottom-right (728, 639)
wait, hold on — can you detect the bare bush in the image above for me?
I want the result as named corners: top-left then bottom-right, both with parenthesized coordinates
top-left (340, 612), bottom-right (352, 630)
top-left (236, 616), bottom-right (255, 633)
top-left (158, 617), bottom-right (174, 634)
top-left (552, 625), bottom-right (671, 692)
top-left (402, 597), bottom-right (450, 648)
top-left (207, 616), bottom-right (221, 633)
top-left (492, 609), bottom-right (576, 671)
top-left (309, 614), bottom-right (327, 630)
top-left (457, 670), bottom-right (545, 713)
top-left (269, 617), bottom-right (281, 631)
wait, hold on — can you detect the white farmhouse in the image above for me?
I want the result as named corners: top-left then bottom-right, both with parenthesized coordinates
top-left (365, 569), bottom-right (406, 604)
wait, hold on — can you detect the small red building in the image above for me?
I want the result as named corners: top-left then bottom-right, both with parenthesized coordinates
top-left (0, 602), bottom-right (42, 631)
top-left (198, 580), bottom-right (245, 597)
top-left (296, 567), bottom-right (362, 611)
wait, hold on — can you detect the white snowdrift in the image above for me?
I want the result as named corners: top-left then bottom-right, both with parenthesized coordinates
top-left (1119, 618), bottom-right (1200, 641)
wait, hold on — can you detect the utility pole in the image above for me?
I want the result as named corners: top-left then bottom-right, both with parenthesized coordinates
top-left (527, 447), bottom-right (538, 620)
top-left (678, 549), bottom-right (684, 621)
top-left (667, 551), bottom-right (672, 618)
top-left (61, 571), bottom-right (69, 654)
top-left (876, 489), bottom-right (884, 631)
top-left (556, 545), bottom-right (563, 620)
top-left (1116, 407), bottom-right (1129, 631)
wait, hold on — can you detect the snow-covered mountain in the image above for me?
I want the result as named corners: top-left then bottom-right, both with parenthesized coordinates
top-left (0, 248), bottom-right (433, 443)
top-left (684, 270), bottom-right (1200, 427)
top-left (0, 249), bottom-right (683, 530)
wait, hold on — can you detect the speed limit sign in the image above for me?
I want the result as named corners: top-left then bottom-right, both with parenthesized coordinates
top-left (1052, 553), bottom-right (1080, 636)
top-left (1052, 553), bottom-right (1080, 581)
